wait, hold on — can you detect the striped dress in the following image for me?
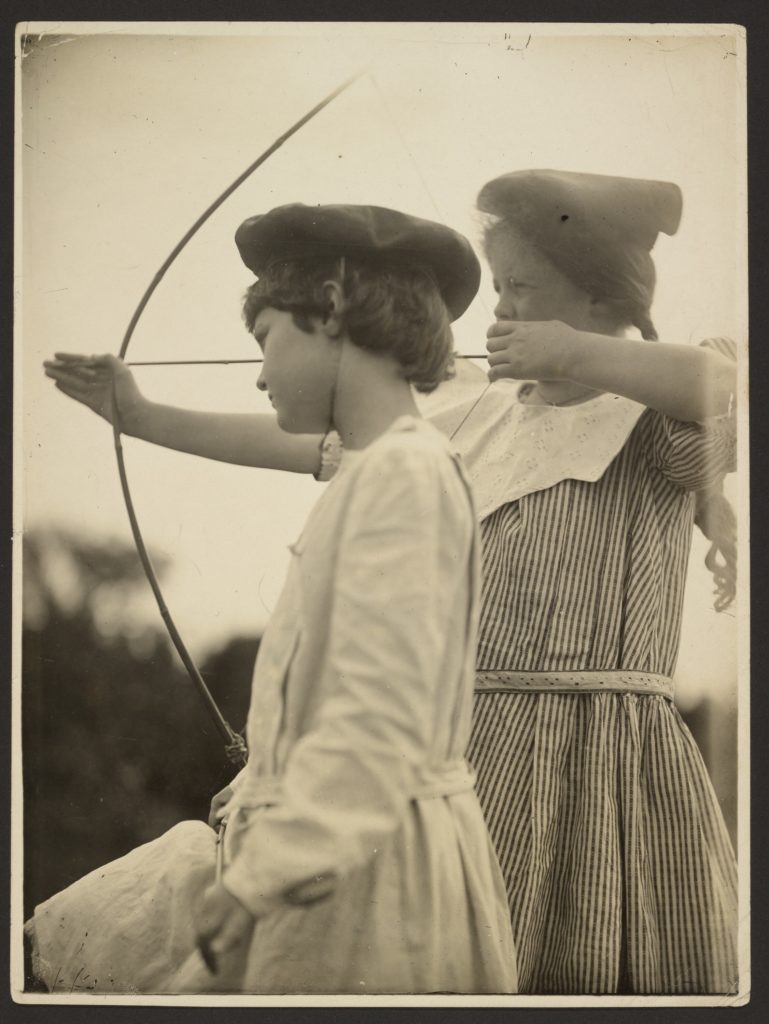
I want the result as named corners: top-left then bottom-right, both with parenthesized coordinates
top-left (468, 347), bottom-right (738, 993)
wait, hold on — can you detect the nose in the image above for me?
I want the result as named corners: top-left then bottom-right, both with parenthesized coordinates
top-left (256, 370), bottom-right (268, 392)
top-left (494, 297), bottom-right (514, 322)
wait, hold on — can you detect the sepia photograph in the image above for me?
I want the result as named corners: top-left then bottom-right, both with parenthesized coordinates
top-left (12, 21), bottom-right (748, 1007)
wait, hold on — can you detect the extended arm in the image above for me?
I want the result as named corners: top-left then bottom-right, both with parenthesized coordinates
top-left (126, 403), bottom-right (322, 471)
top-left (44, 352), bottom-right (323, 472)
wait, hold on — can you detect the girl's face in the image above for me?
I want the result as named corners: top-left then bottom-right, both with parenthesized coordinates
top-left (487, 228), bottom-right (598, 331)
top-left (253, 308), bottom-right (339, 433)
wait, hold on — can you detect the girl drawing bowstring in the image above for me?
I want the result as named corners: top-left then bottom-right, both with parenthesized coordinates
top-left (32, 204), bottom-right (517, 995)
top-left (454, 169), bottom-right (738, 995)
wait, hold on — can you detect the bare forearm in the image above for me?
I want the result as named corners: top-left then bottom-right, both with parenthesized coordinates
top-left (565, 334), bottom-right (736, 421)
top-left (125, 401), bottom-right (323, 472)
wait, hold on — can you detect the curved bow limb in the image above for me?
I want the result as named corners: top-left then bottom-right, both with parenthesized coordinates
top-left (112, 73), bottom-right (365, 767)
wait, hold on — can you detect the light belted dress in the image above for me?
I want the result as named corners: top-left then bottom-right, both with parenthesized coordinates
top-left (25, 416), bottom-right (517, 995)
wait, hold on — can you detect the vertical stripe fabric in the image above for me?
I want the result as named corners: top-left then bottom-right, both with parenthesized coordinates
top-left (468, 691), bottom-right (738, 994)
top-left (469, 390), bottom-right (739, 994)
top-left (476, 404), bottom-right (735, 676)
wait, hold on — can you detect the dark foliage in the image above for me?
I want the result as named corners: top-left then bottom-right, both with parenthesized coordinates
top-left (22, 529), bottom-right (259, 918)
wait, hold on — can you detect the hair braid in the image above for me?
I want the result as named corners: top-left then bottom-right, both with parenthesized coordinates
top-left (694, 485), bottom-right (737, 611)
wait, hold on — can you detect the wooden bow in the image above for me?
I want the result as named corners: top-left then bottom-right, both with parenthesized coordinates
top-left (111, 74), bottom-right (363, 767)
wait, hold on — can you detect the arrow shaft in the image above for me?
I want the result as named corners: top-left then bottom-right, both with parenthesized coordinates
top-left (127, 354), bottom-right (488, 367)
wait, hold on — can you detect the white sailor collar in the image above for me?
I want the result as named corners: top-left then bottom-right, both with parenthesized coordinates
top-left (416, 360), bottom-right (645, 521)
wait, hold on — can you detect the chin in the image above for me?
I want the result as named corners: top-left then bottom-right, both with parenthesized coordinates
top-left (276, 409), bottom-right (326, 435)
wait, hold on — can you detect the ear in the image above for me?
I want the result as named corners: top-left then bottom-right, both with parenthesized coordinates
top-left (319, 281), bottom-right (346, 338)
top-left (588, 296), bottom-right (622, 333)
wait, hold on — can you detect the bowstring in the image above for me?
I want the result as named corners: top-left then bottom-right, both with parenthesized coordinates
top-left (366, 72), bottom-right (493, 442)
top-left (123, 74), bottom-right (492, 437)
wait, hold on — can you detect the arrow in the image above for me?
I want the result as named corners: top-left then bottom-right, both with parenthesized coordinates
top-left (127, 354), bottom-right (489, 367)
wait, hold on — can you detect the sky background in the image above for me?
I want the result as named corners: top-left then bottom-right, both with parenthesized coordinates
top-left (17, 23), bottom-right (746, 708)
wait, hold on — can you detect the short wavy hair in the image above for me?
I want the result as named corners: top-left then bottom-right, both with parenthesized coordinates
top-left (241, 256), bottom-right (455, 393)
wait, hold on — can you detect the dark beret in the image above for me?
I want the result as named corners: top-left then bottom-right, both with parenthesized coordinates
top-left (235, 203), bottom-right (481, 322)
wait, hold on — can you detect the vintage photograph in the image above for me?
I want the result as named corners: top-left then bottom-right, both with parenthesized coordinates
top-left (13, 22), bottom-right (748, 1006)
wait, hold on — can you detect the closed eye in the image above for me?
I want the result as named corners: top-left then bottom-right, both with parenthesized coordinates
top-left (492, 277), bottom-right (536, 293)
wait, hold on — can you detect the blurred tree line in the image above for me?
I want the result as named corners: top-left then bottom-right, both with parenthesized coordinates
top-left (22, 528), bottom-right (258, 919)
top-left (22, 527), bottom-right (738, 921)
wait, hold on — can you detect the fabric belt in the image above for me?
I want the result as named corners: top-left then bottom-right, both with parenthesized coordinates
top-left (232, 759), bottom-right (476, 811)
top-left (474, 669), bottom-right (674, 700)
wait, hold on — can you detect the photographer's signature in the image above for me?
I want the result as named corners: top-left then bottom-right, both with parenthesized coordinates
top-left (50, 965), bottom-right (100, 993)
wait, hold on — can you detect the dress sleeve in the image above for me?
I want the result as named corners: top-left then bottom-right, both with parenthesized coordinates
top-left (637, 337), bottom-right (737, 490)
top-left (222, 441), bottom-right (471, 916)
top-left (314, 430), bottom-right (344, 481)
